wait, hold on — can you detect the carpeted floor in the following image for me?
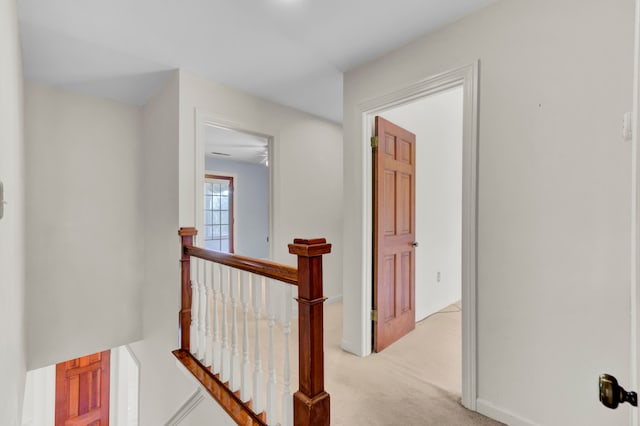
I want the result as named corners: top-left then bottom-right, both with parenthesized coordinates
top-left (324, 302), bottom-right (503, 426)
top-left (196, 294), bottom-right (502, 425)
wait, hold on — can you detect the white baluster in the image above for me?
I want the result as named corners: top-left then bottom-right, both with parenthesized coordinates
top-left (230, 269), bottom-right (240, 392)
top-left (266, 279), bottom-right (278, 425)
top-left (220, 266), bottom-right (231, 384)
top-left (198, 258), bottom-right (207, 361)
top-left (280, 284), bottom-right (293, 426)
top-left (252, 276), bottom-right (265, 415)
top-left (212, 263), bottom-right (222, 375)
top-left (204, 261), bottom-right (213, 368)
top-left (190, 258), bottom-right (200, 356)
top-left (240, 272), bottom-right (252, 402)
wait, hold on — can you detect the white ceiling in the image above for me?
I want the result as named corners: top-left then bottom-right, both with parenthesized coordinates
top-left (18, 0), bottom-right (496, 123)
top-left (205, 125), bottom-right (269, 165)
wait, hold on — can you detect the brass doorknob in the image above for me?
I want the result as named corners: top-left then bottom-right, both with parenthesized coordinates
top-left (599, 374), bottom-right (637, 409)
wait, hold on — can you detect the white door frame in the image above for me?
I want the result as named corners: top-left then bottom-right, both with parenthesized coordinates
top-left (194, 109), bottom-right (275, 258)
top-left (631, 1), bottom-right (640, 425)
top-left (358, 62), bottom-right (479, 409)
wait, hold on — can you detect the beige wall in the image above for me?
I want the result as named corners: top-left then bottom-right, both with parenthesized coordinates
top-left (343, 0), bottom-right (633, 424)
top-left (25, 83), bottom-right (144, 369)
top-left (127, 72), bottom-right (191, 425)
top-left (0, 0), bottom-right (26, 424)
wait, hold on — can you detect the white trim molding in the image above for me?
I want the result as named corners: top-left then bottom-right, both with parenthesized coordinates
top-left (356, 62), bottom-right (480, 410)
top-left (124, 345), bottom-right (141, 426)
top-left (632, 1), bottom-right (640, 425)
top-left (164, 389), bottom-right (205, 426)
top-left (476, 399), bottom-right (539, 426)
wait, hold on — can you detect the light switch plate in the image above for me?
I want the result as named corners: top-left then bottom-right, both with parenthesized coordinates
top-left (623, 112), bottom-right (633, 141)
top-left (0, 181), bottom-right (4, 220)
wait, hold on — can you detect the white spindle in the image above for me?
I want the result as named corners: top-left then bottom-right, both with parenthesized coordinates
top-left (220, 266), bottom-right (231, 383)
top-left (252, 276), bottom-right (265, 414)
top-left (280, 284), bottom-right (293, 426)
top-left (230, 269), bottom-right (240, 392)
top-left (197, 258), bottom-right (207, 361)
top-left (266, 279), bottom-right (278, 425)
top-left (240, 272), bottom-right (252, 402)
top-left (212, 263), bottom-right (222, 374)
top-left (204, 261), bottom-right (213, 367)
top-left (189, 258), bottom-right (200, 356)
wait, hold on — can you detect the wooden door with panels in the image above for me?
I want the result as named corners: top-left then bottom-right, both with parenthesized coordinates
top-left (373, 116), bottom-right (417, 352)
top-left (55, 350), bottom-right (110, 426)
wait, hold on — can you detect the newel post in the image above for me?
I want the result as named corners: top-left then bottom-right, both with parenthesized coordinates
top-left (179, 227), bottom-right (198, 350)
top-left (289, 238), bottom-right (332, 426)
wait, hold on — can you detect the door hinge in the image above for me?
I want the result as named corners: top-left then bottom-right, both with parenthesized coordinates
top-left (371, 309), bottom-right (378, 322)
top-left (370, 136), bottom-right (378, 149)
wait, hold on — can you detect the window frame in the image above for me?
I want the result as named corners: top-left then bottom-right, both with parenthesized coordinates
top-left (204, 174), bottom-right (234, 253)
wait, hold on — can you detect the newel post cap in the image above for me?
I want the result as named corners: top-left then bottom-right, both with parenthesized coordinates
top-left (288, 238), bottom-right (331, 257)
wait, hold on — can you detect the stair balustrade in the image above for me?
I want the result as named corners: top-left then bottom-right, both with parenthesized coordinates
top-left (174, 227), bottom-right (331, 426)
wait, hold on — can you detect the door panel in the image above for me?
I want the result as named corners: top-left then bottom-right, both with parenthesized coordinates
top-left (398, 173), bottom-right (411, 234)
top-left (56, 350), bottom-right (110, 426)
top-left (383, 171), bottom-right (396, 235)
top-left (373, 116), bottom-right (417, 352)
top-left (400, 252), bottom-right (412, 313)
top-left (383, 254), bottom-right (396, 321)
top-left (384, 134), bottom-right (396, 156)
top-left (398, 138), bottom-right (412, 164)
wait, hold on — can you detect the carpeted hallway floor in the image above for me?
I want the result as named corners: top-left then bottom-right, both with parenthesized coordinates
top-left (324, 302), bottom-right (503, 426)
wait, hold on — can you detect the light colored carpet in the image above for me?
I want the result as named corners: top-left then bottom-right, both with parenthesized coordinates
top-left (324, 302), bottom-right (503, 426)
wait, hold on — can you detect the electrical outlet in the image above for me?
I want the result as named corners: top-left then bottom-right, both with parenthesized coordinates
top-left (437, 271), bottom-right (441, 283)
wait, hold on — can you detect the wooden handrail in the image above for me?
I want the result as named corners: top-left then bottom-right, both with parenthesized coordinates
top-left (184, 245), bottom-right (298, 285)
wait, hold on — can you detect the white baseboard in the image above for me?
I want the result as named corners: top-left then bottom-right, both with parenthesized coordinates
top-left (164, 389), bottom-right (205, 426)
top-left (476, 399), bottom-right (538, 426)
top-left (340, 338), bottom-right (369, 357)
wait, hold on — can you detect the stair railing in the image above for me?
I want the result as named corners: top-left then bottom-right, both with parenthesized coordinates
top-left (174, 227), bottom-right (331, 426)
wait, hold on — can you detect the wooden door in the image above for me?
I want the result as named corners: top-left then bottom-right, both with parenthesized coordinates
top-left (373, 116), bottom-right (416, 352)
top-left (55, 350), bottom-right (110, 426)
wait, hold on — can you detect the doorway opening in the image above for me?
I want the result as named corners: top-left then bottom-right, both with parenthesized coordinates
top-left (372, 86), bottom-right (464, 394)
top-left (195, 117), bottom-right (273, 259)
top-left (359, 63), bottom-right (479, 409)
top-left (378, 87), bottom-right (464, 324)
